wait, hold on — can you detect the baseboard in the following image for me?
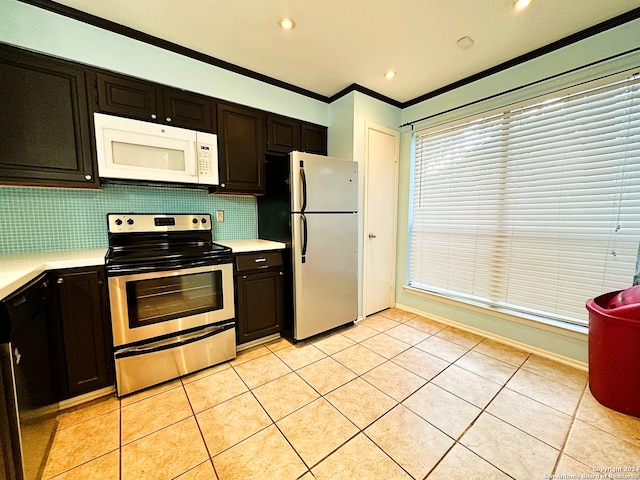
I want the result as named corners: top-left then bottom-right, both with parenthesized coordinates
top-left (394, 302), bottom-right (588, 372)
top-left (58, 385), bottom-right (116, 410)
top-left (236, 333), bottom-right (282, 352)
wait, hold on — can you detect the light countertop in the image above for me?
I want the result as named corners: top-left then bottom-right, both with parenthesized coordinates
top-left (0, 249), bottom-right (107, 301)
top-left (215, 239), bottom-right (286, 253)
top-left (0, 240), bottom-right (285, 300)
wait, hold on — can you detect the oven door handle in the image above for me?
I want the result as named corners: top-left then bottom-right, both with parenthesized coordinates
top-left (115, 322), bottom-right (234, 358)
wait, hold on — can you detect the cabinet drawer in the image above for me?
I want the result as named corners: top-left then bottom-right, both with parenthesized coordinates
top-left (236, 252), bottom-right (283, 272)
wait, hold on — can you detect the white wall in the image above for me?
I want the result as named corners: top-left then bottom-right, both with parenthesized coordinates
top-left (396, 18), bottom-right (640, 364)
top-left (328, 92), bottom-right (401, 319)
top-left (327, 93), bottom-right (355, 160)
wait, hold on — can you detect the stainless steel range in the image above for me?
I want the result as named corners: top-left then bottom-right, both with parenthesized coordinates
top-left (105, 213), bottom-right (235, 396)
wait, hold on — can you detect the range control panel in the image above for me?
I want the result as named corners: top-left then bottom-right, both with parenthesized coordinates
top-left (107, 213), bottom-right (212, 233)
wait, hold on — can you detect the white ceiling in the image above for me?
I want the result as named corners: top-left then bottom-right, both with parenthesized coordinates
top-left (52, 0), bottom-right (640, 104)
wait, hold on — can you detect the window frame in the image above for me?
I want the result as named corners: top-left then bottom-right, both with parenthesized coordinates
top-left (408, 70), bottom-right (640, 329)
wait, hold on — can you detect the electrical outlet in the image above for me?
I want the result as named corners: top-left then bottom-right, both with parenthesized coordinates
top-left (216, 210), bottom-right (224, 223)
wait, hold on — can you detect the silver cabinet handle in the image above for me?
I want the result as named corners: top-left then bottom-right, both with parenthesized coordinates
top-left (369, 233), bottom-right (377, 239)
top-left (151, 113), bottom-right (157, 119)
top-left (166, 117), bottom-right (172, 122)
top-left (57, 278), bottom-right (64, 284)
top-left (254, 258), bottom-right (267, 263)
top-left (85, 174), bottom-right (92, 181)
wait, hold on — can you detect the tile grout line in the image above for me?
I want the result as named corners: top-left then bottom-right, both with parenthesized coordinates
top-left (119, 396), bottom-right (123, 480)
top-left (416, 353), bottom-right (531, 480)
top-left (550, 382), bottom-right (589, 475)
top-left (179, 379), bottom-right (219, 479)
top-left (230, 333), bottom-right (417, 478)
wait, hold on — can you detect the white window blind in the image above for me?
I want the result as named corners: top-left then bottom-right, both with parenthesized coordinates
top-left (409, 72), bottom-right (640, 327)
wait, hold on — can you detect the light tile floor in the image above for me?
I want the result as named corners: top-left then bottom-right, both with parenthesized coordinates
top-left (42, 308), bottom-right (640, 479)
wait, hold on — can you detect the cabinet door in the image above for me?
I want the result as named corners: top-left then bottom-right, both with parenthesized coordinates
top-left (236, 270), bottom-right (283, 344)
top-left (163, 89), bottom-right (216, 132)
top-left (216, 103), bottom-right (265, 194)
top-left (96, 72), bottom-right (159, 122)
top-left (301, 123), bottom-right (328, 155)
top-left (266, 115), bottom-right (300, 154)
top-left (53, 267), bottom-right (113, 397)
top-left (0, 45), bottom-right (97, 188)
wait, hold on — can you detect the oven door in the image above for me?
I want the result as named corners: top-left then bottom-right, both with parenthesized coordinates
top-left (108, 263), bottom-right (234, 347)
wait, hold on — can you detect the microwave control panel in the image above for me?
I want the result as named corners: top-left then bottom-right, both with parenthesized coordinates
top-left (198, 144), bottom-right (213, 176)
top-left (196, 134), bottom-right (219, 185)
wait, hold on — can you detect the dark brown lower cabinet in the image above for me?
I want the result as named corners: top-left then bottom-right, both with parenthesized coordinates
top-left (235, 252), bottom-right (284, 345)
top-left (49, 266), bottom-right (114, 398)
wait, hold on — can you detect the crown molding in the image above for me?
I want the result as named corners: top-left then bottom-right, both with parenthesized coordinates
top-left (16, 1), bottom-right (640, 109)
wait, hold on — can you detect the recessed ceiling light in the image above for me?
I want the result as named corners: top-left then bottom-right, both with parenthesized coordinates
top-left (384, 70), bottom-right (397, 79)
top-left (513, 0), bottom-right (532, 10)
top-left (279, 17), bottom-right (295, 30)
top-left (456, 36), bottom-right (475, 50)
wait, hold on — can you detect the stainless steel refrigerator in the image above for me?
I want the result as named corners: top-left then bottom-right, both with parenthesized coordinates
top-left (258, 151), bottom-right (359, 341)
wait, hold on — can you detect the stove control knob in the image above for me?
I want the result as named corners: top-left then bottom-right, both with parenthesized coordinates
top-left (115, 219), bottom-right (122, 226)
top-left (127, 218), bottom-right (134, 225)
top-left (201, 218), bottom-right (207, 224)
top-left (193, 218), bottom-right (198, 224)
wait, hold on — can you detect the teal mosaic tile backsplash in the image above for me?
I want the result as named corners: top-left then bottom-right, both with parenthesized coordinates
top-left (0, 184), bottom-right (257, 254)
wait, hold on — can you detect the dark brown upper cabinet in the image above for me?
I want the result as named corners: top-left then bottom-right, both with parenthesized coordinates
top-left (0, 45), bottom-right (98, 188)
top-left (266, 114), bottom-right (327, 155)
top-left (266, 115), bottom-right (301, 154)
top-left (301, 122), bottom-right (328, 155)
top-left (215, 102), bottom-right (265, 195)
top-left (94, 72), bottom-right (216, 132)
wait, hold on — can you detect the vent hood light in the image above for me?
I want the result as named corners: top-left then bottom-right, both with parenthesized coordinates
top-left (279, 17), bottom-right (295, 30)
top-left (513, 0), bottom-right (532, 10)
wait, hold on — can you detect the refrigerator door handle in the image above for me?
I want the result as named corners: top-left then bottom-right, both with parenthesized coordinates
top-left (301, 213), bottom-right (308, 263)
top-left (300, 165), bottom-right (307, 212)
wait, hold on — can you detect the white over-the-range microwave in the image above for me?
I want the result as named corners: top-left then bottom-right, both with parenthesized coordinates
top-left (94, 112), bottom-right (219, 186)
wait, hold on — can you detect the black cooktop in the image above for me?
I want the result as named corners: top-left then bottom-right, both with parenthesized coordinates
top-left (104, 213), bottom-right (232, 275)
top-left (105, 242), bottom-right (232, 275)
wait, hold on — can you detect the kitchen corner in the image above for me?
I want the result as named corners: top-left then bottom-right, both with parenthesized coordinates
top-left (0, 249), bottom-right (107, 301)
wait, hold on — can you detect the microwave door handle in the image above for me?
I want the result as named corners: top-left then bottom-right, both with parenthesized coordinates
top-left (193, 143), bottom-right (201, 177)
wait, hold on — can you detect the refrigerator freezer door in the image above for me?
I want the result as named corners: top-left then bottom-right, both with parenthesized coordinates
top-left (291, 212), bottom-right (358, 340)
top-left (290, 152), bottom-right (358, 213)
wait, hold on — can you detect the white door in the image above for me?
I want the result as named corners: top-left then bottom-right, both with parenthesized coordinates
top-left (363, 123), bottom-right (399, 316)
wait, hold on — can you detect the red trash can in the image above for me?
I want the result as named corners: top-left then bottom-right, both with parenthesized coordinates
top-left (586, 285), bottom-right (640, 417)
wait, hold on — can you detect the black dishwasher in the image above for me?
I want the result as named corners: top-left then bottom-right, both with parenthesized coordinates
top-left (0, 273), bottom-right (59, 480)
